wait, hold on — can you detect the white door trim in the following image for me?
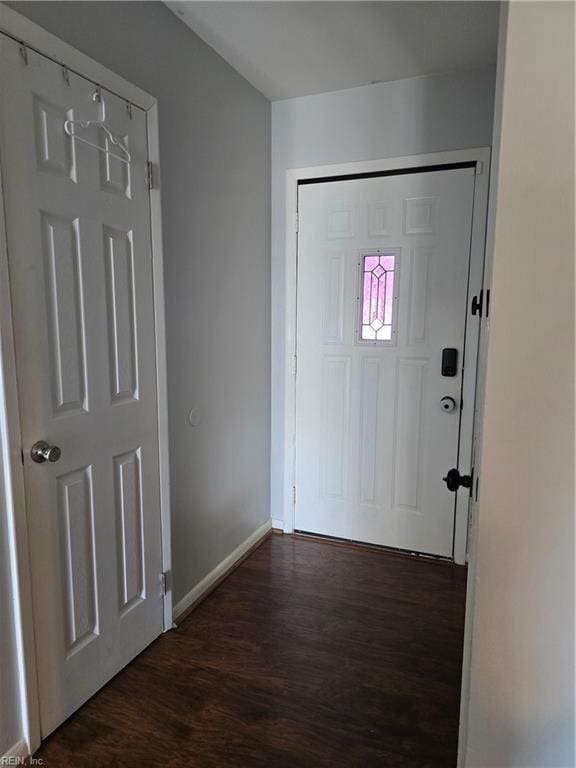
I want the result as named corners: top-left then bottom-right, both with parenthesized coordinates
top-left (283, 148), bottom-right (491, 565)
top-left (0, 6), bottom-right (171, 755)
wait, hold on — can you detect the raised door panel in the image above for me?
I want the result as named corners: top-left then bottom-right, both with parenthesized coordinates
top-left (320, 356), bottom-right (351, 500)
top-left (358, 357), bottom-right (380, 505)
top-left (322, 249), bottom-right (346, 345)
top-left (41, 212), bottom-right (88, 416)
top-left (58, 466), bottom-right (99, 654)
top-left (103, 226), bottom-right (139, 404)
top-left (33, 94), bottom-right (77, 181)
top-left (113, 449), bottom-right (145, 614)
top-left (99, 129), bottom-right (131, 198)
top-left (407, 247), bottom-right (432, 346)
top-left (403, 196), bottom-right (438, 235)
top-left (392, 358), bottom-right (427, 512)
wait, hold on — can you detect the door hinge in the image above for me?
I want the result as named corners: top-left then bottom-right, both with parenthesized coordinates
top-left (471, 289), bottom-right (491, 318)
top-left (292, 486), bottom-right (296, 505)
top-left (295, 211), bottom-right (300, 232)
top-left (160, 571), bottom-right (169, 595)
top-left (471, 290), bottom-right (483, 317)
top-left (475, 161), bottom-right (484, 175)
top-left (146, 161), bottom-right (154, 190)
top-left (293, 354), bottom-right (298, 377)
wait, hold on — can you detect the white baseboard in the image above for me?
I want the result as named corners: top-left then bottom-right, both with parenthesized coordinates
top-left (2, 738), bottom-right (29, 762)
top-left (271, 518), bottom-right (284, 531)
top-left (173, 519), bottom-right (272, 622)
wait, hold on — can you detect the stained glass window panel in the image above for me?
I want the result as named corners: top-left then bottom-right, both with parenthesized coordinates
top-left (361, 252), bottom-right (396, 342)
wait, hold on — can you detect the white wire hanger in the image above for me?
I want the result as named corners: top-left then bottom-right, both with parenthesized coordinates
top-left (64, 90), bottom-right (131, 165)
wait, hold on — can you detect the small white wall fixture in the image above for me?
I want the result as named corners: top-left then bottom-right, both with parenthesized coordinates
top-left (0, 4), bottom-right (172, 756)
top-left (282, 148), bottom-right (491, 567)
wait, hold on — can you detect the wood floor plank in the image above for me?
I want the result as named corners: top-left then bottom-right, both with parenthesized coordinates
top-left (35, 535), bottom-right (467, 767)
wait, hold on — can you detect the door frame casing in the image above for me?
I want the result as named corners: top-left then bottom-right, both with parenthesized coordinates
top-left (282, 148), bottom-right (491, 563)
top-left (0, 5), bottom-right (172, 755)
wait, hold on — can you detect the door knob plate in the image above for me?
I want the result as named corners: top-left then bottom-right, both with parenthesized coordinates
top-left (31, 440), bottom-right (61, 463)
top-left (440, 396), bottom-right (457, 413)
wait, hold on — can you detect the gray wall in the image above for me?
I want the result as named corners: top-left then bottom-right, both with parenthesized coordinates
top-left (271, 69), bottom-right (496, 523)
top-left (10, 2), bottom-right (271, 606)
top-left (464, 2), bottom-right (575, 765)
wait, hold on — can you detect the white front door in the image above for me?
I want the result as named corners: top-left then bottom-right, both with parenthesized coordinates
top-left (295, 168), bottom-right (476, 557)
top-left (0, 38), bottom-right (164, 735)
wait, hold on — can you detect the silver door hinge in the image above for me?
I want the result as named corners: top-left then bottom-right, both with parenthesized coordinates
top-left (295, 211), bottom-right (300, 232)
top-left (160, 571), bottom-right (169, 595)
top-left (19, 44), bottom-right (28, 65)
top-left (146, 161), bottom-right (154, 190)
top-left (293, 354), bottom-right (298, 377)
top-left (292, 486), bottom-right (296, 505)
top-left (126, 101), bottom-right (133, 119)
top-left (475, 161), bottom-right (484, 175)
top-left (61, 66), bottom-right (70, 86)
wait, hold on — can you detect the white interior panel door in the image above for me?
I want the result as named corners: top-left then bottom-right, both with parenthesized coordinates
top-left (295, 168), bottom-right (476, 557)
top-left (0, 38), bottom-right (163, 735)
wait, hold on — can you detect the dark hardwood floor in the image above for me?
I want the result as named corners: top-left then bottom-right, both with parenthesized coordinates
top-left (36, 534), bottom-right (467, 768)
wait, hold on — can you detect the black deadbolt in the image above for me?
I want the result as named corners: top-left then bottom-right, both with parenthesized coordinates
top-left (443, 468), bottom-right (473, 493)
top-left (441, 348), bottom-right (458, 377)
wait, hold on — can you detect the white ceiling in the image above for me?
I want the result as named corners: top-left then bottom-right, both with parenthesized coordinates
top-left (166, 1), bottom-right (499, 101)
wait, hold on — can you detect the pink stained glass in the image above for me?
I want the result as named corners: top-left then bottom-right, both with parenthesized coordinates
top-left (361, 252), bottom-right (396, 341)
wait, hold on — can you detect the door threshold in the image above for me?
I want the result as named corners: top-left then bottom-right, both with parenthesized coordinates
top-left (292, 530), bottom-right (460, 566)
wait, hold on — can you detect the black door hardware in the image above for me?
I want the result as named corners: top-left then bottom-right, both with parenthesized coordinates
top-left (471, 290), bottom-right (483, 316)
top-left (471, 289), bottom-right (491, 318)
top-left (441, 348), bottom-right (458, 377)
top-left (443, 468), bottom-right (473, 493)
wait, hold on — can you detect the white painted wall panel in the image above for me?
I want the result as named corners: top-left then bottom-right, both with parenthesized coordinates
top-left (464, 3), bottom-right (575, 765)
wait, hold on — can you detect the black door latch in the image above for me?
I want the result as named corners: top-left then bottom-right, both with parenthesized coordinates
top-left (443, 468), bottom-right (473, 493)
